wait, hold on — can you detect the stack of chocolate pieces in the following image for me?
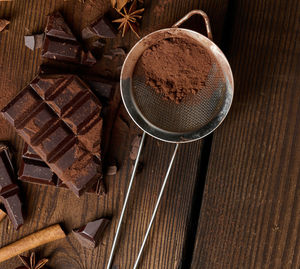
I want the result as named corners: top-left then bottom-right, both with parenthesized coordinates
top-left (0, 143), bottom-right (24, 230)
top-left (42, 12), bottom-right (96, 66)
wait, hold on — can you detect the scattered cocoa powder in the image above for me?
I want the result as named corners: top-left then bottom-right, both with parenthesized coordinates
top-left (139, 37), bottom-right (212, 104)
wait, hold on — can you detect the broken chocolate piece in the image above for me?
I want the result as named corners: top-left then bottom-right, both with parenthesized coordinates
top-left (0, 19), bottom-right (9, 32)
top-left (42, 12), bottom-right (96, 66)
top-left (24, 33), bottom-right (45, 51)
top-left (73, 218), bottom-right (110, 248)
top-left (82, 15), bottom-right (117, 39)
top-left (0, 143), bottom-right (24, 230)
top-left (83, 75), bottom-right (116, 102)
top-left (19, 143), bottom-right (103, 194)
top-left (2, 75), bottom-right (103, 197)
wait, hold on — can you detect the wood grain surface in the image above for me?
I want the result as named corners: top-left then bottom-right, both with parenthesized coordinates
top-left (191, 0), bottom-right (300, 268)
top-left (0, 1), bottom-right (229, 268)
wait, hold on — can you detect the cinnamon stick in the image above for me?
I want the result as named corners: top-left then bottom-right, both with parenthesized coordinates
top-left (0, 209), bottom-right (6, 223)
top-left (0, 224), bottom-right (66, 262)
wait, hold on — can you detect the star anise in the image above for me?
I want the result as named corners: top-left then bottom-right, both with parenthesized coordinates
top-left (113, 0), bottom-right (144, 38)
top-left (16, 252), bottom-right (48, 269)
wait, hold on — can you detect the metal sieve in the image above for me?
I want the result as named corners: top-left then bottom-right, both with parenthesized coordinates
top-left (107, 10), bottom-right (234, 269)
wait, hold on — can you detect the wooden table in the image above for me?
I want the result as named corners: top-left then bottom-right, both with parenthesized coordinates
top-left (0, 0), bottom-right (299, 268)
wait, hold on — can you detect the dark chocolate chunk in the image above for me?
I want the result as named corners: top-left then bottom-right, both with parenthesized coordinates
top-left (2, 75), bottom-right (104, 197)
top-left (73, 218), bottom-right (110, 248)
top-left (82, 15), bottom-right (117, 39)
top-left (83, 76), bottom-right (116, 102)
top-left (42, 12), bottom-right (96, 66)
top-left (0, 143), bottom-right (24, 230)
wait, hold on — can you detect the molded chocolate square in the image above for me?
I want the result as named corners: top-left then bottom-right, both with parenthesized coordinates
top-left (38, 122), bottom-right (75, 162)
top-left (64, 95), bottom-right (101, 133)
top-left (47, 76), bottom-right (88, 115)
top-left (30, 75), bottom-right (66, 100)
top-left (23, 144), bottom-right (44, 161)
top-left (2, 87), bottom-right (42, 127)
top-left (19, 103), bottom-right (57, 144)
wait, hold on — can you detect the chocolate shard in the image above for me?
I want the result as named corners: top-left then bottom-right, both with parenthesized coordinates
top-left (2, 74), bottom-right (104, 197)
top-left (82, 15), bottom-right (117, 39)
top-left (19, 143), bottom-right (103, 195)
top-left (45, 12), bottom-right (76, 41)
top-left (42, 12), bottom-right (96, 66)
top-left (0, 143), bottom-right (24, 230)
top-left (24, 33), bottom-right (45, 51)
top-left (73, 218), bottom-right (110, 248)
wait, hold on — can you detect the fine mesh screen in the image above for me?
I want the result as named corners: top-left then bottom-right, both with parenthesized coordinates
top-left (132, 61), bottom-right (227, 133)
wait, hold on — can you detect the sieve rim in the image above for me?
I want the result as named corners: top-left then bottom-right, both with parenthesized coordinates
top-left (120, 27), bottom-right (234, 143)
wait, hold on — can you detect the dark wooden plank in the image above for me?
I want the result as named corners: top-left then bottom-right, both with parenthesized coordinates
top-left (191, 0), bottom-right (300, 268)
top-left (0, 0), bottom-right (230, 268)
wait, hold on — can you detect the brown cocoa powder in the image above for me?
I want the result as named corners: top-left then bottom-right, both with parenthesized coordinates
top-left (140, 37), bottom-right (212, 103)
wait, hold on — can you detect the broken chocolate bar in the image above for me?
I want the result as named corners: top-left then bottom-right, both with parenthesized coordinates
top-left (82, 15), bottom-right (117, 39)
top-left (73, 218), bottom-right (110, 248)
top-left (42, 12), bottom-right (96, 66)
top-left (19, 144), bottom-right (103, 194)
top-left (0, 143), bottom-right (24, 230)
top-left (2, 74), bottom-right (103, 197)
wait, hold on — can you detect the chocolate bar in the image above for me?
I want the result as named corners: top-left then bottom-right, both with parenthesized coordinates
top-left (2, 74), bottom-right (103, 197)
top-left (42, 12), bottom-right (96, 66)
top-left (0, 143), bottom-right (24, 230)
top-left (73, 218), bottom-right (110, 248)
top-left (19, 144), bottom-right (103, 194)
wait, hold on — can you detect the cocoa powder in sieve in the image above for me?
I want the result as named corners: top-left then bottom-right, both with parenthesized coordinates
top-left (140, 37), bottom-right (212, 103)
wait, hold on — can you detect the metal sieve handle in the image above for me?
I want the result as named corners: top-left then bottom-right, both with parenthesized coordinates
top-left (172, 10), bottom-right (213, 40)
